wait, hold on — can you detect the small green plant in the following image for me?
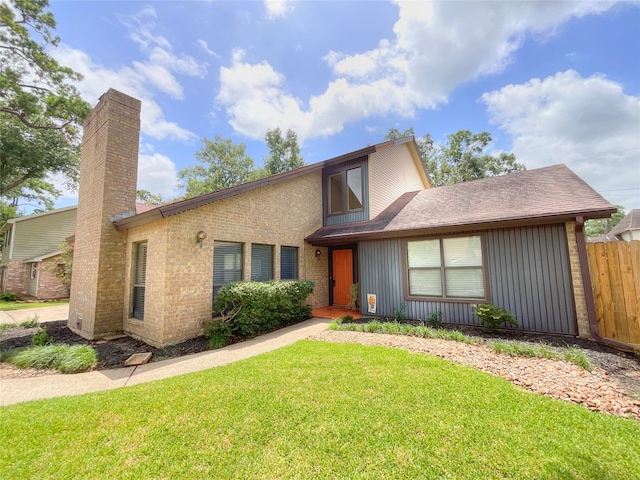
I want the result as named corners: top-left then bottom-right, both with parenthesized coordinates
top-left (426, 310), bottom-right (443, 329)
top-left (489, 341), bottom-right (594, 371)
top-left (31, 326), bottom-right (54, 346)
top-left (20, 315), bottom-right (39, 328)
top-left (393, 303), bottom-right (406, 323)
top-left (563, 346), bottom-right (594, 371)
top-left (474, 303), bottom-right (517, 332)
top-left (205, 320), bottom-right (232, 349)
top-left (345, 283), bottom-right (360, 310)
top-left (0, 292), bottom-right (18, 302)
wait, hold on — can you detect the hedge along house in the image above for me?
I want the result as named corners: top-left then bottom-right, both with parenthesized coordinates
top-left (68, 89), bottom-right (429, 346)
top-left (69, 89), bottom-right (616, 346)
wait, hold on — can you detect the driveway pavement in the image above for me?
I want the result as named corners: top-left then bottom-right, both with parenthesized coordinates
top-left (0, 303), bottom-right (70, 325)
top-left (0, 316), bottom-right (330, 406)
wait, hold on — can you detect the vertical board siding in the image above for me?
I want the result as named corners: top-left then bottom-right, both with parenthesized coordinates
top-left (359, 224), bottom-right (577, 335)
top-left (323, 158), bottom-right (369, 225)
top-left (587, 241), bottom-right (640, 345)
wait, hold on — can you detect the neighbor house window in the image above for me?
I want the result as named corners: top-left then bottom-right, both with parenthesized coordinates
top-left (132, 242), bottom-right (147, 319)
top-left (213, 241), bottom-right (243, 297)
top-left (251, 244), bottom-right (273, 282)
top-left (328, 167), bottom-right (363, 214)
top-left (406, 235), bottom-right (486, 300)
top-left (280, 246), bottom-right (299, 280)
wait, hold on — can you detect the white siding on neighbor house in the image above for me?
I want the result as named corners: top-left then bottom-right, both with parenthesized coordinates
top-left (621, 230), bottom-right (640, 242)
top-left (10, 208), bottom-right (76, 261)
top-left (368, 144), bottom-right (429, 219)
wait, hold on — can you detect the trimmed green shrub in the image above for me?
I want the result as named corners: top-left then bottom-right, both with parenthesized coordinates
top-left (474, 303), bottom-right (517, 332)
top-left (214, 280), bottom-right (314, 338)
top-left (0, 292), bottom-right (18, 302)
top-left (205, 320), bottom-right (233, 349)
top-left (426, 310), bottom-right (443, 329)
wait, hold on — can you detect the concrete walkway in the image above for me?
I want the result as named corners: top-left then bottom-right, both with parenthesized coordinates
top-left (0, 317), bottom-right (330, 406)
top-left (0, 303), bottom-right (70, 325)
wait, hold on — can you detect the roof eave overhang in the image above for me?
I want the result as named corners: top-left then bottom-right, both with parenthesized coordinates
top-left (306, 208), bottom-right (617, 246)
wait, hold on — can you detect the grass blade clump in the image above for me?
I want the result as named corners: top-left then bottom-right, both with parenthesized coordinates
top-left (489, 341), bottom-right (594, 371)
top-left (3, 344), bottom-right (97, 373)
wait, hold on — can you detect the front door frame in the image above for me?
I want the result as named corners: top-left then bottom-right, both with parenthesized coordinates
top-left (329, 244), bottom-right (358, 306)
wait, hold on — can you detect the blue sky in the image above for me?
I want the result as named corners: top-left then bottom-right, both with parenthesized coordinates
top-left (46, 0), bottom-right (640, 212)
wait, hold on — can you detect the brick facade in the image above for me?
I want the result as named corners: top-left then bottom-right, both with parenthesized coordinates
top-left (1, 261), bottom-right (29, 297)
top-left (565, 221), bottom-right (591, 338)
top-left (0, 257), bottom-right (68, 300)
top-left (38, 257), bottom-right (70, 299)
top-left (69, 89), bottom-right (141, 339)
top-left (123, 171), bottom-right (327, 347)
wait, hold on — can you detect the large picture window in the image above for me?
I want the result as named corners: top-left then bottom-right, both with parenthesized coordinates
top-left (328, 167), bottom-right (363, 214)
top-left (251, 244), bottom-right (274, 281)
top-left (132, 242), bottom-right (147, 319)
top-left (213, 241), bottom-right (243, 297)
top-left (406, 236), bottom-right (486, 300)
top-left (280, 246), bottom-right (299, 280)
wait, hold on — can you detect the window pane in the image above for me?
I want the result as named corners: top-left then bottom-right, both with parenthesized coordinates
top-left (407, 240), bottom-right (441, 268)
top-left (329, 174), bottom-right (343, 214)
top-left (280, 246), bottom-right (298, 280)
top-left (251, 244), bottom-right (273, 282)
top-left (445, 268), bottom-right (485, 298)
top-left (409, 269), bottom-right (442, 296)
top-left (133, 242), bottom-right (147, 320)
top-left (347, 167), bottom-right (363, 210)
top-left (213, 241), bottom-right (243, 289)
top-left (443, 236), bottom-right (482, 267)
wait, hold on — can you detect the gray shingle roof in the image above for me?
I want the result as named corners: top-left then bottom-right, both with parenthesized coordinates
top-left (608, 209), bottom-right (640, 236)
top-left (307, 164), bottom-right (615, 244)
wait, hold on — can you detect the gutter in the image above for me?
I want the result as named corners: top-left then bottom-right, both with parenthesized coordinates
top-left (574, 216), bottom-right (636, 353)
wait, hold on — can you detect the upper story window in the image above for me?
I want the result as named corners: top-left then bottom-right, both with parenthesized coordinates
top-left (328, 167), bottom-right (363, 215)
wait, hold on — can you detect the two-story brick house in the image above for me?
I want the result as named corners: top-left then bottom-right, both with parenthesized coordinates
top-left (69, 89), bottom-right (615, 347)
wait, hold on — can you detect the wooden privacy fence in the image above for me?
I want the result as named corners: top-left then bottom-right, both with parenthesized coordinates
top-left (587, 240), bottom-right (640, 346)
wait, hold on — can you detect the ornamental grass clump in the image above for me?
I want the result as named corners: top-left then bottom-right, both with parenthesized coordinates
top-left (474, 303), bottom-right (517, 332)
top-left (3, 344), bottom-right (97, 373)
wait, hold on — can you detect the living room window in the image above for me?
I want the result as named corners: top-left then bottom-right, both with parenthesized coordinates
top-left (406, 235), bottom-right (486, 300)
top-left (328, 167), bottom-right (363, 214)
top-left (213, 241), bottom-right (243, 297)
top-left (132, 242), bottom-right (147, 319)
top-left (280, 246), bottom-right (299, 280)
top-left (251, 244), bottom-right (273, 282)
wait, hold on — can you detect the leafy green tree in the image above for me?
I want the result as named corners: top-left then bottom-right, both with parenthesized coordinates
top-left (585, 205), bottom-right (626, 237)
top-left (385, 128), bottom-right (525, 186)
top-left (1, 0), bottom-right (89, 197)
top-left (136, 189), bottom-right (164, 206)
top-left (179, 136), bottom-right (256, 198)
top-left (263, 127), bottom-right (304, 175)
top-left (0, 0), bottom-right (90, 133)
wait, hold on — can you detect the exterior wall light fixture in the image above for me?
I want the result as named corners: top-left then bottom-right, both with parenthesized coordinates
top-left (196, 231), bottom-right (207, 248)
top-left (315, 249), bottom-right (322, 258)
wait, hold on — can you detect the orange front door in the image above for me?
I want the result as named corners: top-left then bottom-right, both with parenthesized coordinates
top-left (332, 249), bottom-right (353, 305)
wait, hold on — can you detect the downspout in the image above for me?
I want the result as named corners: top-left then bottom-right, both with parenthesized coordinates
top-left (574, 216), bottom-right (635, 352)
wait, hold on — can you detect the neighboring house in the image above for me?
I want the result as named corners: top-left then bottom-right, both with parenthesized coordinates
top-left (607, 209), bottom-right (640, 242)
top-left (0, 207), bottom-right (77, 299)
top-left (69, 89), bottom-right (615, 347)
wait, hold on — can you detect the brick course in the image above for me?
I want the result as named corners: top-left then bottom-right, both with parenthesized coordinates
top-left (565, 221), bottom-right (591, 338)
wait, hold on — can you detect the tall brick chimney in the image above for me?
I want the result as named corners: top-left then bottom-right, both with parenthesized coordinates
top-left (68, 89), bottom-right (141, 339)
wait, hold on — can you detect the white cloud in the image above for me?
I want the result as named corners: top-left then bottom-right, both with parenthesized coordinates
top-left (482, 70), bottom-right (640, 210)
top-left (198, 39), bottom-right (220, 58)
top-left (217, 0), bottom-right (621, 142)
top-left (264, 0), bottom-right (294, 19)
top-left (53, 45), bottom-right (194, 141)
top-left (137, 153), bottom-right (180, 200)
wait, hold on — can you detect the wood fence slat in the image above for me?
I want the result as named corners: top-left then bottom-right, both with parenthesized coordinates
top-left (587, 243), bottom-right (605, 336)
top-left (594, 242), bottom-right (615, 338)
top-left (606, 243), bottom-right (629, 342)
top-left (626, 241), bottom-right (640, 344)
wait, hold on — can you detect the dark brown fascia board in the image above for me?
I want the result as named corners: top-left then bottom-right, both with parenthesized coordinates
top-left (114, 137), bottom-right (416, 231)
top-left (306, 208), bottom-right (617, 246)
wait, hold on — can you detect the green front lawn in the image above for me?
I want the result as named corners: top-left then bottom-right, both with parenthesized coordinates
top-left (2, 341), bottom-right (639, 479)
top-left (0, 300), bottom-right (68, 311)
